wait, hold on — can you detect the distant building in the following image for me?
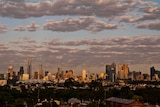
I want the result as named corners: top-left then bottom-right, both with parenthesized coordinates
top-left (129, 71), bottom-right (144, 81)
top-left (0, 74), bottom-right (6, 86)
top-left (8, 66), bottom-right (13, 80)
top-left (106, 97), bottom-right (146, 107)
top-left (65, 70), bottom-right (74, 79)
top-left (98, 72), bottom-right (105, 79)
top-left (90, 73), bottom-right (96, 80)
top-left (82, 69), bottom-right (87, 81)
top-left (118, 64), bottom-right (129, 80)
top-left (18, 66), bottom-right (24, 80)
top-left (0, 80), bottom-right (7, 86)
top-left (44, 71), bottom-right (49, 76)
top-left (21, 74), bottom-right (29, 80)
top-left (38, 64), bottom-right (43, 79)
top-left (27, 57), bottom-right (32, 79)
top-left (150, 66), bottom-right (160, 80)
top-left (34, 71), bottom-right (39, 79)
top-left (106, 62), bottom-right (116, 82)
top-left (0, 74), bottom-right (5, 80)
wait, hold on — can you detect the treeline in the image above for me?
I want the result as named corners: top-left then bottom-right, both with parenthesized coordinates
top-left (0, 80), bottom-right (160, 106)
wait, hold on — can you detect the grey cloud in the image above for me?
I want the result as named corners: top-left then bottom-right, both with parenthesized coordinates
top-left (17, 36), bottom-right (37, 44)
top-left (120, 16), bottom-right (138, 23)
top-left (1, 36), bottom-right (160, 72)
top-left (43, 16), bottom-right (119, 32)
top-left (13, 26), bottom-right (26, 31)
top-left (12, 22), bottom-right (39, 32)
top-left (137, 14), bottom-right (160, 21)
top-left (0, 0), bottom-right (144, 18)
top-left (0, 24), bottom-right (7, 33)
top-left (136, 21), bottom-right (160, 30)
top-left (44, 36), bottom-right (160, 66)
top-left (26, 22), bottom-right (39, 31)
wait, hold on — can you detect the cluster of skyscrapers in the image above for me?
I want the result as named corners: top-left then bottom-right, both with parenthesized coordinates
top-left (105, 62), bottom-right (160, 82)
top-left (105, 63), bottom-right (130, 82)
top-left (2, 57), bottom-right (160, 84)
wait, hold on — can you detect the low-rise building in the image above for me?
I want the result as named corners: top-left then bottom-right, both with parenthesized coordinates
top-left (106, 97), bottom-right (146, 107)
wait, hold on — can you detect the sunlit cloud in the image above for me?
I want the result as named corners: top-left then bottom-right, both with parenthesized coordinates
top-left (0, 24), bottom-right (7, 33)
top-left (136, 21), bottom-right (160, 30)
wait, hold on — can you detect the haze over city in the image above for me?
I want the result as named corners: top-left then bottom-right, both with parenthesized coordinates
top-left (0, 0), bottom-right (160, 75)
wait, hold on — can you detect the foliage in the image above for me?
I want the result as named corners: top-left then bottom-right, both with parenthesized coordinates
top-left (86, 103), bottom-right (98, 107)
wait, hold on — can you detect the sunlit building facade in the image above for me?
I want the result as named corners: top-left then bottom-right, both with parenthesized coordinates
top-left (118, 64), bottom-right (129, 80)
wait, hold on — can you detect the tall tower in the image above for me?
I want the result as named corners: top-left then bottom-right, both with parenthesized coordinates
top-left (8, 66), bottom-right (13, 80)
top-left (118, 64), bottom-right (129, 79)
top-left (18, 66), bottom-right (24, 80)
top-left (82, 69), bottom-right (87, 81)
top-left (38, 64), bottom-right (43, 79)
top-left (27, 57), bottom-right (32, 79)
top-left (106, 62), bottom-right (116, 82)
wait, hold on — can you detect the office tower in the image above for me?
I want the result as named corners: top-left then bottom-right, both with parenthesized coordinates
top-left (38, 64), bottom-right (43, 79)
top-left (0, 74), bottom-right (4, 79)
top-left (57, 67), bottom-right (63, 79)
top-left (27, 57), bottom-right (32, 79)
top-left (150, 66), bottom-right (160, 80)
top-left (21, 74), bottom-right (29, 80)
top-left (106, 62), bottom-right (116, 82)
top-left (118, 64), bottom-right (129, 80)
top-left (34, 71), bottom-right (38, 79)
top-left (18, 66), bottom-right (24, 80)
top-left (82, 69), bottom-right (87, 81)
top-left (99, 72), bottom-right (105, 79)
top-left (8, 66), bottom-right (13, 80)
top-left (19, 66), bottom-right (24, 74)
top-left (45, 71), bottom-right (49, 76)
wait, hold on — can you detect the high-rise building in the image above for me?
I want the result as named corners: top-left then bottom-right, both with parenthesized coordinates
top-left (106, 62), bottom-right (116, 82)
top-left (150, 66), bottom-right (160, 80)
top-left (82, 69), bottom-right (87, 81)
top-left (34, 71), bottom-right (38, 79)
top-left (38, 64), bottom-right (43, 79)
top-left (45, 71), bottom-right (49, 76)
top-left (18, 66), bottom-right (24, 80)
top-left (27, 57), bottom-right (32, 79)
top-left (118, 64), bottom-right (129, 80)
top-left (8, 66), bottom-right (13, 80)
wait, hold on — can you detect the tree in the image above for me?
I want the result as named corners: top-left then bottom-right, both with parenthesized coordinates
top-left (64, 78), bottom-right (75, 89)
top-left (86, 103), bottom-right (98, 107)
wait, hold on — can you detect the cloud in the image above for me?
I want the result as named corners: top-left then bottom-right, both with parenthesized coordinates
top-left (137, 14), bottom-right (160, 22)
top-left (44, 16), bottom-right (119, 32)
top-left (0, 24), bottom-right (7, 33)
top-left (120, 16), bottom-right (138, 23)
top-left (12, 22), bottom-right (39, 32)
top-left (0, 36), bottom-right (160, 72)
top-left (136, 21), bottom-right (160, 30)
top-left (0, 0), bottom-right (147, 18)
top-left (43, 36), bottom-right (160, 67)
top-left (12, 26), bottom-right (26, 31)
top-left (26, 22), bottom-right (39, 31)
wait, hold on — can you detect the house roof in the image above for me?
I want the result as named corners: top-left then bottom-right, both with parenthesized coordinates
top-left (106, 97), bottom-right (135, 104)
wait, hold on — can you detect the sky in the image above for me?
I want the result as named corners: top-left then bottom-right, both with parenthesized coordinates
top-left (0, 0), bottom-right (160, 75)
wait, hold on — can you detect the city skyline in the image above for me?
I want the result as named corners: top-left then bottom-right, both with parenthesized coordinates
top-left (0, 0), bottom-right (160, 74)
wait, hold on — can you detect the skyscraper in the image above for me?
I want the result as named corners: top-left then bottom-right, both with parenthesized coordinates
top-left (106, 62), bottom-right (116, 82)
top-left (18, 66), bottom-right (24, 80)
top-left (118, 64), bottom-right (129, 80)
top-left (150, 66), bottom-right (160, 80)
top-left (27, 57), bottom-right (32, 79)
top-left (82, 69), bottom-right (87, 81)
top-left (38, 64), bottom-right (43, 79)
top-left (8, 66), bottom-right (13, 80)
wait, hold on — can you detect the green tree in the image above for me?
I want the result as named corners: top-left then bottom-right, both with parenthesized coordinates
top-left (86, 103), bottom-right (98, 107)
